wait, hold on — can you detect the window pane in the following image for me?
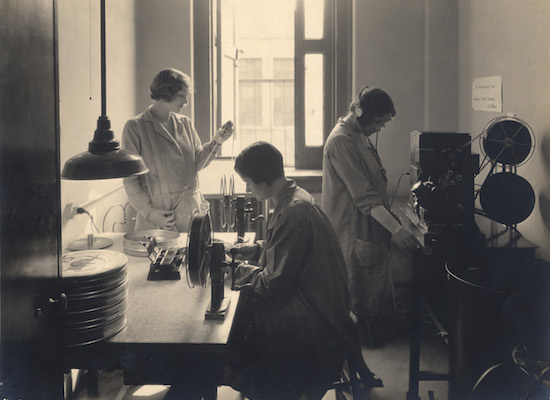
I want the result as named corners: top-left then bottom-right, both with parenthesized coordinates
top-left (273, 58), bottom-right (294, 127)
top-left (304, 0), bottom-right (324, 39)
top-left (220, 0), bottom-right (295, 166)
top-left (239, 59), bottom-right (262, 126)
top-left (304, 54), bottom-right (323, 147)
top-left (273, 58), bottom-right (293, 79)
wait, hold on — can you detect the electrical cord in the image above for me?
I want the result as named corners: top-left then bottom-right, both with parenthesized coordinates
top-left (102, 202), bottom-right (135, 232)
top-left (390, 172), bottom-right (411, 207)
top-left (102, 203), bottom-right (124, 232)
top-left (76, 207), bottom-right (101, 233)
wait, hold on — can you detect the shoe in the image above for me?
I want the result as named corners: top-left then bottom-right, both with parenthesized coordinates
top-left (358, 371), bottom-right (384, 389)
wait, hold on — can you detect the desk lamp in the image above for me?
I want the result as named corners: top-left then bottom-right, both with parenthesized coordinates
top-left (62, 0), bottom-right (148, 250)
top-left (61, 0), bottom-right (148, 180)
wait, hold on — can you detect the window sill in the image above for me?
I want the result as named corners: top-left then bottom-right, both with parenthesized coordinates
top-left (199, 160), bottom-right (323, 195)
top-left (285, 168), bottom-right (322, 193)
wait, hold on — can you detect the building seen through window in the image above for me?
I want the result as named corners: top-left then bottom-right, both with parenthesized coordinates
top-left (219, 0), bottom-right (296, 166)
top-left (196, 0), bottom-right (350, 169)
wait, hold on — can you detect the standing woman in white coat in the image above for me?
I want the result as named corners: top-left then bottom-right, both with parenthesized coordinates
top-left (122, 68), bottom-right (233, 232)
top-left (322, 86), bottom-right (416, 346)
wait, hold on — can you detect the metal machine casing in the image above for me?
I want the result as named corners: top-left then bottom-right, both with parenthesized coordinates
top-left (406, 131), bottom-right (480, 247)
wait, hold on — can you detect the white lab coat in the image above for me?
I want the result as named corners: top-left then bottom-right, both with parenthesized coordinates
top-left (322, 114), bottom-right (394, 321)
top-left (122, 106), bottom-right (216, 232)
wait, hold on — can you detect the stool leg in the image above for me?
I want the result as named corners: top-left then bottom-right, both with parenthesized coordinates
top-left (349, 332), bottom-right (384, 388)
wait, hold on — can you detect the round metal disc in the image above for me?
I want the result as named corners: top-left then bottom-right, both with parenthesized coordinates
top-left (63, 316), bottom-right (127, 347)
top-left (59, 250), bottom-right (129, 346)
top-left (187, 211), bottom-right (212, 287)
top-left (62, 270), bottom-right (127, 293)
top-left (123, 229), bottom-right (181, 257)
top-left (480, 172), bottom-right (535, 225)
top-left (64, 282), bottom-right (128, 313)
top-left (61, 296), bottom-right (128, 322)
top-left (67, 236), bottom-right (114, 251)
top-left (482, 117), bottom-right (534, 166)
top-left (62, 250), bottom-right (128, 279)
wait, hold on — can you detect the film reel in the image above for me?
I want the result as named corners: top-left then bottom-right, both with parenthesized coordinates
top-left (476, 116), bottom-right (536, 226)
top-left (479, 172), bottom-right (535, 226)
top-left (186, 210), bottom-right (212, 287)
top-left (481, 116), bottom-right (535, 167)
top-left (60, 250), bottom-right (128, 346)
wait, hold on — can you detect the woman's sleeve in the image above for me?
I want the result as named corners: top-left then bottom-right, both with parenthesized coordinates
top-left (188, 119), bottom-right (220, 170)
top-left (327, 136), bottom-right (384, 214)
top-left (234, 210), bottom-right (309, 302)
top-left (121, 120), bottom-right (155, 219)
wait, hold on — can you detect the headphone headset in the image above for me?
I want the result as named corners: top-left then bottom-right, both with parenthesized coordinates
top-left (353, 85), bottom-right (372, 119)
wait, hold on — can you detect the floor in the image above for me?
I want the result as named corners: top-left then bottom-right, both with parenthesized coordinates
top-left (68, 306), bottom-right (449, 400)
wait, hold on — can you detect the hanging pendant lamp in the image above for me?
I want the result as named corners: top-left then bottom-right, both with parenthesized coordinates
top-left (61, 0), bottom-right (148, 180)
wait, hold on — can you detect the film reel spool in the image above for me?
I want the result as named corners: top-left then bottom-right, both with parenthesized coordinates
top-left (186, 211), bottom-right (212, 287)
top-left (477, 116), bottom-right (537, 226)
top-left (60, 250), bottom-right (128, 346)
top-left (479, 172), bottom-right (535, 226)
top-left (481, 116), bottom-right (535, 167)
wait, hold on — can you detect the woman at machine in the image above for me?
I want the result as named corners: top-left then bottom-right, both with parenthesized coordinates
top-left (122, 67), bottom-right (233, 232)
top-left (322, 86), bottom-right (417, 347)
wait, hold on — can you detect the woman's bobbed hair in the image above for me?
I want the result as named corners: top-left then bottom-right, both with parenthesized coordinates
top-left (150, 68), bottom-right (191, 102)
top-left (235, 141), bottom-right (284, 185)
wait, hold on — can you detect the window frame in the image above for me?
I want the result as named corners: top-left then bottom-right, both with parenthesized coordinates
top-left (295, 0), bottom-right (352, 169)
top-left (193, 0), bottom-right (352, 169)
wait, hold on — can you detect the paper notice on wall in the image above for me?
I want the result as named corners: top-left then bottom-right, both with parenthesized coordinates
top-left (472, 76), bottom-right (502, 112)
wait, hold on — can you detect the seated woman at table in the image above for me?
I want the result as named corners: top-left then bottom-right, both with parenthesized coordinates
top-left (222, 141), bottom-right (356, 399)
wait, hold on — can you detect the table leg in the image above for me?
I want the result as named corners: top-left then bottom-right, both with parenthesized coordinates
top-left (407, 291), bottom-right (422, 400)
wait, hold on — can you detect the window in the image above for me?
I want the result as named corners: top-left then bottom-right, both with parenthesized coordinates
top-left (194, 0), bottom-right (351, 169)
top-left (273, 58), bottom-right (294, 128)
top-left (239, 58), bottom-right (262, 126)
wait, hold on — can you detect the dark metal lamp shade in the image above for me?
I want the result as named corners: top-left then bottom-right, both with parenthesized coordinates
top-left (62, 0), bottom-right (148, 180)
top-left (61, 116), bottom-right (148, 180)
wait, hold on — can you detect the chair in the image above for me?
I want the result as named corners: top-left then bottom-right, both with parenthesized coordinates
top-left (330, 326), bottom-right (384, 400)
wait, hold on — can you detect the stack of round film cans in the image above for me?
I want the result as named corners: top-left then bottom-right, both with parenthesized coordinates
top-left (59, 250), bottom-right (128, 346)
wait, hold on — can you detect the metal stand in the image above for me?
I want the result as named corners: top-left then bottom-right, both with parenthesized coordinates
top-left (205, 241), bottom-right (230, 320)
top-left (407, 248), bottom-right (450, 400)
top-left (407, 295), bottom-right (449, 400)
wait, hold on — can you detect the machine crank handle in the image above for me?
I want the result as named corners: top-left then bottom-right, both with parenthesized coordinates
top-left (249, 214), bottom-right (264, 223)
top-left (233, 283), bottom-right (254, 292)
top-left (245, 201), bottom-right (264, 223)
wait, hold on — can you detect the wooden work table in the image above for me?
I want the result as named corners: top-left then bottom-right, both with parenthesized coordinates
top-left (62, 231), bottom-right (254, 397)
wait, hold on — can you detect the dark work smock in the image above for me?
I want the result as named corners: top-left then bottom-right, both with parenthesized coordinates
top-left (231, 180), bottom-right (355, 399)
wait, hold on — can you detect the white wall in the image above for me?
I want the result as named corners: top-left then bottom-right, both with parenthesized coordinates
top-left (134, 0), bottom-right (194, 117)
top-left (353, 0), bottom-right (459, 198)
top-left (457, 0), bottom-right (550, 260)
top-left (58, 0), bottom-right (138, 246)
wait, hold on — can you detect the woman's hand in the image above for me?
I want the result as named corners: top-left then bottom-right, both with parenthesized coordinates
top-left (213, 120), bottom-right (234, 144)
top-left (147, 209), bottom-right (176, 230)
top-left (393, 226), bottom-right (418, 250)
top-left (229, 242), bottom-right (258, 262)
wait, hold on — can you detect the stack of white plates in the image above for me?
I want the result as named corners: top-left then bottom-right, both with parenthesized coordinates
top-left (59, 250), bottom-right (128, 346)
